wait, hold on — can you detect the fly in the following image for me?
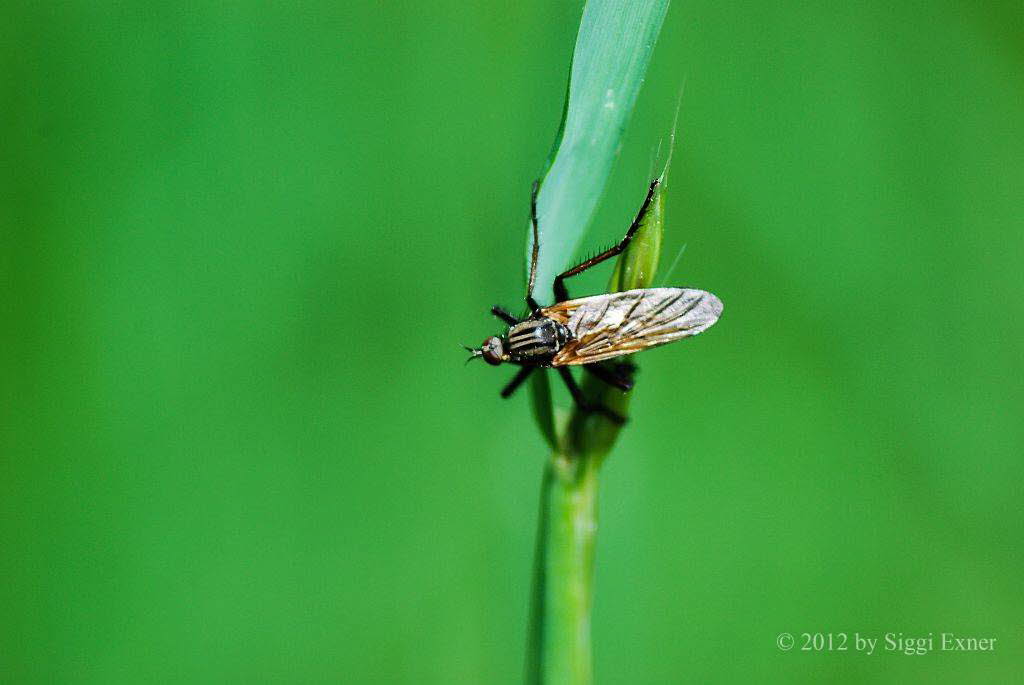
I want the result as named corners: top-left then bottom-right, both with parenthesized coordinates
top-left (466, 179), bottom-right (723, 424)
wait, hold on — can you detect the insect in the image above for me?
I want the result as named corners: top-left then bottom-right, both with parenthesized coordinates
top-left (466, 178), bottom-right (723, 424)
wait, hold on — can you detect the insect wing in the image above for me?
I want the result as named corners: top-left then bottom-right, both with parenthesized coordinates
top-left (542, 287), bottom-right (722, 365)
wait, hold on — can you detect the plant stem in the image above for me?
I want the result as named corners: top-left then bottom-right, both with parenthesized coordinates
top-left (526, 176), bottom-right (666, 684)
top-left (527, 454), bottom-right (600, 685)
top-left (523, 3), bottom-right (670, 674)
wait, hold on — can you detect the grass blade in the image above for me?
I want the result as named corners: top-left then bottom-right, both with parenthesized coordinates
top-left (524, 3), bottom-right (670, 682)
top-left (528, 0), bottom-right (670, 304)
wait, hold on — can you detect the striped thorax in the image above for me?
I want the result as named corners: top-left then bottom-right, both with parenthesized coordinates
top-left (506, 317), bottom-right (571, 364)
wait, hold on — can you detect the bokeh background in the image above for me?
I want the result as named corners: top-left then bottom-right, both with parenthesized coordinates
top-left (3, 2), bottom-right (1023, 682)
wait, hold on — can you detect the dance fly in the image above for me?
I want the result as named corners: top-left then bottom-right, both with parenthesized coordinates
top-left (466, 179), bottom-right (723, 423)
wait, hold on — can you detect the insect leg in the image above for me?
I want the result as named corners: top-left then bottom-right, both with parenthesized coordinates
top-left (525, 180), bottom-right (542, 315)
top-left (552, 178), bottom-right (659, 302)
top-left (491, 306), bottom-right (518, 326)
top-left (583, 362), bottom-right (634, 392)
top-left (500, 366), bottom-right (534, 399)
top-left (557, 367), bottom-right (626, 425)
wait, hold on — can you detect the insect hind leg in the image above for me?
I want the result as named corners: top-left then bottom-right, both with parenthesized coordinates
top-left (552, 178), bottom-right (659, 303)
top-left (557, 367), bottom-right (626, 425)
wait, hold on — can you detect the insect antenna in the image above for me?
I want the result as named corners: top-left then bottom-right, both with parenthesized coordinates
top-left (462, 345), bottom-right (483, 364)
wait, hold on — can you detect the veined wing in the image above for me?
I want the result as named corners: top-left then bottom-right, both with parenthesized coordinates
top-left (541, 287), bottom-right (723, 366)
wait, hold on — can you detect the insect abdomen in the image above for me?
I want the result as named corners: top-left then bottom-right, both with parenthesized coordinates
top-left (507, 318), bottom-right (569, 362)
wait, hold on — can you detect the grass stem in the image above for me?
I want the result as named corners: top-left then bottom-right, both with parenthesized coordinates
top-left (527, 455), bottom-right (599, 685)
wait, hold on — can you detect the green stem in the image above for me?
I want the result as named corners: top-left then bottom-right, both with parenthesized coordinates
top-left (527, 454), bottom-right (599, 685)
top-left (526, 171), bottom-right (667, 685)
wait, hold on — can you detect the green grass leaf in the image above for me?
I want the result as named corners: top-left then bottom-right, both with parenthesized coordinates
top-left (528, 0), bottom-right (670, 450)
top-left (524, 4), bottom-right (670, 683)
top-left (528, 0), bottom-right (670, 303)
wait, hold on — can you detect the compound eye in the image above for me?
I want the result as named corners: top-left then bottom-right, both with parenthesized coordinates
top-left (480, 336), bottom-right (504, 366)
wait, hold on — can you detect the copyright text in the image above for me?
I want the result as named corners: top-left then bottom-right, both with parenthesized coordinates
top-left (775, 632), bottom-right (997, 655)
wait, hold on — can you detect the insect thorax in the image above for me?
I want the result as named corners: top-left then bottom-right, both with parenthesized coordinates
top-left (507, 317), bottom-right (570, 363)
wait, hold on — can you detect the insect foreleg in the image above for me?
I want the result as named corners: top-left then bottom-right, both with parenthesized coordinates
top-left (525, 180), bottom-right (542, 315)
top-left (500, 366), bottom-right (534, 398)
top-left (491, 306), bottom-right (518, 326)
top-left (552, 178), bottom-right (660, 303)
top-left (557, 367), bottom-right (626, 425)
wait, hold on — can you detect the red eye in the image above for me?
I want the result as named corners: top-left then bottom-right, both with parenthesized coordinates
top-left (481, 336), bottom-right (504, 365)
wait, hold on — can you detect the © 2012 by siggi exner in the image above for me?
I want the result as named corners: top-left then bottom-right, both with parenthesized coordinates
top-left (881, 631), bottom-right (997, 655)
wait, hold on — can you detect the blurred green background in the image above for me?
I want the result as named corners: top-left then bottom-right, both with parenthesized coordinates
top-left (3, 2), bottom-right (1022, 682)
